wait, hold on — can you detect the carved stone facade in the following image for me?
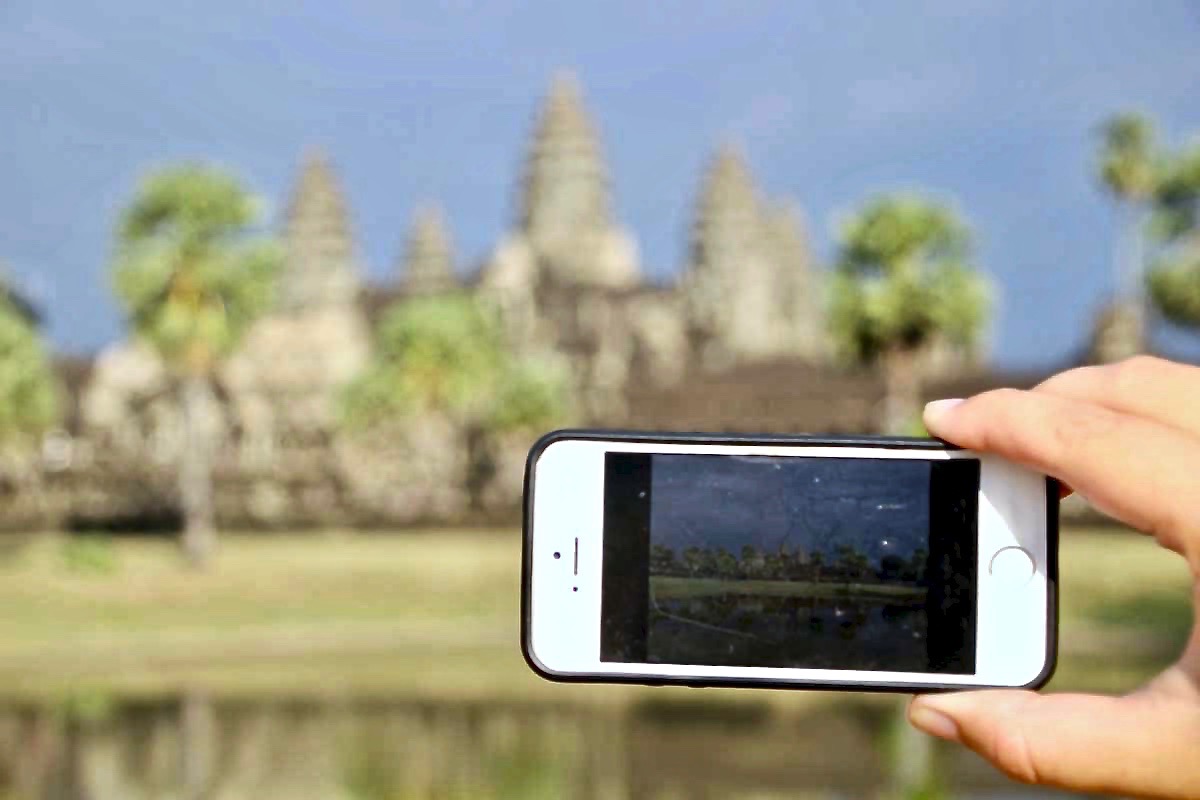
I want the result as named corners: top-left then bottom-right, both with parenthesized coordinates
top-left (24, 74), bottom-right (1018, 531)
top-left (399, 205), bottom-right (459, 297)
top-left (684, 147), bottom-right (824, 369)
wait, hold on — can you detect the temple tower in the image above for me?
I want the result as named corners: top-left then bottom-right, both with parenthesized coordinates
top-left (684, 146), bottom-right (777, 363)
top-left (399, 205), bottom-right (458, 296)
top-left (486, 72), bottom-right (639, 290)
top-left (278, 150), bottom-right (360, 313)
top-left (222, 149), bottom-right (370, 465)
top-left (764, 202), bottom-right (824, 360)
top-left (522, 74), bottom-right (609, 252)
top-left (480, 72), bottom-right (642, 355)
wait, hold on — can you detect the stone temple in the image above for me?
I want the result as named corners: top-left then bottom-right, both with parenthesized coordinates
top-left (15, 73), bottom-right (1083, 531)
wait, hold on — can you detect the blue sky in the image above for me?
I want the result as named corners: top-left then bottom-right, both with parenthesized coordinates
top-left (650, 454), bottom-right (931, 562)
top-left (3, 1), bottom-right (1199, 368)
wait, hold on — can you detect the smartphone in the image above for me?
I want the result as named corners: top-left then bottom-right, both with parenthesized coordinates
top-left (521, 430), bottom-right (1057, 692)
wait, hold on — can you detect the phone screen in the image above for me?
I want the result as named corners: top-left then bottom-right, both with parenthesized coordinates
top-left (600, 453), bottom-right (980, 674)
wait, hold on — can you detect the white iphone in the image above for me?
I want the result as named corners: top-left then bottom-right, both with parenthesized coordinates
top-left (522, 430), bottom-right (1058, 692)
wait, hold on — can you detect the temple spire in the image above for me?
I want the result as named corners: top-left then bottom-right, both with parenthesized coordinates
top-left (690, 144), bottom-right (762, 276)
top-left (279, 149), bottom-right (360, 313)
top-left (399, 205), bottom-right (458, 296)
top-left (764, 202), bottom-right (823, 359)
top-left (684, 145), bottom-right (787, 363)
top-left (520, 72), bottom-right (612, 248)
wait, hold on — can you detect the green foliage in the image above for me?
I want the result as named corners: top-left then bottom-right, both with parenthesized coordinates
top-left (0, 297), bottom-right (59, 441)
top-left (61, 535), bottom-right (118, 576)
top-left (829, 194), bottom-right (990, 363)
top-left (903, 414), bottom-right (930, 438)
top-left (1146, 140), bottom-right (1200, 327)
top-left (1097, 112), bottom-right (1160, 201)
top-left (1148, 251), bottom-right (1200, 326)
top-left (342, 294), bottom-right (567, 432)
top-left (649, 542), bottom-right (924, 585)
top-left (1150, 142), bottom-right (1200, 240)
top-left (112, 165), bottom-right (281, 374)
top-left (487, 358), bottom-right (569, 431)
top-left (54, 689), bottom-right (116, 725)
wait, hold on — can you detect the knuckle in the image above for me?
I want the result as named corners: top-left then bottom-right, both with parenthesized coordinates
top-left (967, 388), bottom-right (1024, 419)
top-left (1108, 355), bottom-right (1167, 393)
top-left (962, 388), bottom-right (1033, 448)
top-left (1046, 406), bottom-right (1117, 457)
top-left (988, 727), bottom-right (1043, 786)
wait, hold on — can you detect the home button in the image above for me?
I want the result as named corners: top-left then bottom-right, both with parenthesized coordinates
top-left (990, 546), bottom-right (1034, 584)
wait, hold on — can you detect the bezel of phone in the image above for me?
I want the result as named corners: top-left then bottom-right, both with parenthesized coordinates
top-left (521, 429), bottom-right (1058, 693)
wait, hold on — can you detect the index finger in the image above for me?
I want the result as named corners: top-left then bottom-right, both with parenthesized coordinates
top-left (1034, 356), bottom-right (1200, 439)
top-left (924, 389), bottom-right (1200, 570)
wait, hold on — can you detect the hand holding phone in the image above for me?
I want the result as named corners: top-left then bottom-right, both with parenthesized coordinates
top-left (906, 358), bottom-right (1200, 799)
top-left (522, 431), bottom-right (1057, 692)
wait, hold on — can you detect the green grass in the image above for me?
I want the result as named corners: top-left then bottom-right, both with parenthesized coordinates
top-left (651, 576), bottom-right (925, 601)
top-left (0, 526), bottom-right (1189, 702)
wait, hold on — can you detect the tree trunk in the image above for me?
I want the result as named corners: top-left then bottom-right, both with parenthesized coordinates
top-left (885, 700), bottom-right (941, 800)
top-left (181, 690), bottom-right (215, 800)
top-left (179, 375), bottom-right (217, 569)
top-left (880, 346), bottom-right (923, 436)
top-left (1116, 203), bottom-right (1148, 354)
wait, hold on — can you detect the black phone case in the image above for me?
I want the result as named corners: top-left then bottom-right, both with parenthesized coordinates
top-left (520, 428), bottom-right (1060, 693)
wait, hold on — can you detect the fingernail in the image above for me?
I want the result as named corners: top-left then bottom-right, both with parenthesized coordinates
top-left (909, 702), bottom-right (960, 742)
top-left (923, 398), bottom-right (964, 427)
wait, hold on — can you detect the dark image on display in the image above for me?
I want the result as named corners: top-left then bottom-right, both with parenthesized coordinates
top-left (599, 452), bottom-right (978, 674)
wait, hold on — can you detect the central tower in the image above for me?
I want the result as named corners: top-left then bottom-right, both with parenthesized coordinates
top-left (484, 73), bottom-right (640, 294)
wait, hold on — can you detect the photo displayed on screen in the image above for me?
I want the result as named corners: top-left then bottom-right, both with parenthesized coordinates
top-left (600, 453), bottom-right (979, 674)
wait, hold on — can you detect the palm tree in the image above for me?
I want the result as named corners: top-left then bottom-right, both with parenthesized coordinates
top-left (1147, 141), bottom-right (1200, 329)
top-left (715, 549), bottom-right (739, 580)
top-left (340, 294), bottom-right (567, 504)
top-left (651, 544), bottom-right (678, 574)
top-left (112, 165), bottom-right (281, 567)
top-left (830, 194), bottom-right (991, 434)
top-left (1098, 113), bottom-right (1161, 331)
top-left (0, 293), bottom-right (59, 444)
top-left (809, 550), bottom-right (825, 583)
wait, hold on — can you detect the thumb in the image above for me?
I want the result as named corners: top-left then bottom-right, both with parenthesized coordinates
top-left (908, 689), bottom-right (1200, 798)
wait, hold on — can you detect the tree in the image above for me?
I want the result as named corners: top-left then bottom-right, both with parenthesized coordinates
top-left (342, 294), bottom-right (567, 428)
top-left (835, 545), bottom-right (871, 581)
top-left (714, 549), bottom-right (739, 580)
top-left (0, 296), bottom-right (59, 444)
top-left (830, 194), bottom-right (990, 434)
top-left (112, 165), bottom-right (281, 567)
top-left (1147, 141), bottom-right (1200, 328)
top-left (650, 544), bottom-right (678, 575)
top-left (1097, 113), bottom-right (1161, 329)
top-left (341, 294), bottom-right (568, 499)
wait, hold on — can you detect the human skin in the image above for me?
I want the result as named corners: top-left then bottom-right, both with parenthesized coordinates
top-left (907, 355), bottom-right (1200, 799)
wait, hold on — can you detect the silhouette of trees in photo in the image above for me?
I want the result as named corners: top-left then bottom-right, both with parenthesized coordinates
top-left (649, 541), bottom-right (927, 586)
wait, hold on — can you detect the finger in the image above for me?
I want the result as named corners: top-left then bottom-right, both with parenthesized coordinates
top-left (924, 391), bottom-right (1200, 566)
top-left (909, 689), bottom-right (1200, 797)
top-left (1035, 356), bottom-right (1200, 439)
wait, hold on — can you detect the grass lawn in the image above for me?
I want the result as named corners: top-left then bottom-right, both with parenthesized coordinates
top-left (0, 526), bottom-right (1190, 704)
top-left (651, 576), bottom-right (925, 601)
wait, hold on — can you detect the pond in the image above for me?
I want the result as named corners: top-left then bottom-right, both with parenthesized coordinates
top-left (0, 695), bottom-right (1098, 800)
top-left (649, 595), bottom-right (933, 672)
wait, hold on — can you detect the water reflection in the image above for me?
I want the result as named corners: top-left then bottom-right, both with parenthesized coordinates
top-left (650, 596), bottom-right (929, 672)
top-left (0, 696), bottom-right (1090, 800)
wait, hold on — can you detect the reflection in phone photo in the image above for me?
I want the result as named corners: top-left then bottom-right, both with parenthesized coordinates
top-left (600, 452), bottom-right (979, 674)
